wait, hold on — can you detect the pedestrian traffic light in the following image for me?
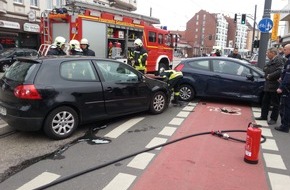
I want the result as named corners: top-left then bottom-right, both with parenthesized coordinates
top-left (241, 14), bottom-right (246, 24)
top-left (234, 14), bottom-right (237, 23)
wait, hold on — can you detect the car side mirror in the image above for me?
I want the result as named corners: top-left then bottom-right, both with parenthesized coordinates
top-left (246, 74), bottom-right (254, 81)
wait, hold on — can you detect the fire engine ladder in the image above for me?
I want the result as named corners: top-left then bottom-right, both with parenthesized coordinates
top-left (39, 10), bottom-right (52, 56)
top-left (65, 0), bottom-right (161, 25)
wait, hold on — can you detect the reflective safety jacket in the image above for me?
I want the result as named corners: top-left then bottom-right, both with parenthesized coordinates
top-left (160, 70), bottom-right (183, 81)
top-left (133, 46), bottom-right (148, 71)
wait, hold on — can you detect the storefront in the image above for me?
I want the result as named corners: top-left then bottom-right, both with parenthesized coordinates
top-left (0, 17), bottom-right (40, 50)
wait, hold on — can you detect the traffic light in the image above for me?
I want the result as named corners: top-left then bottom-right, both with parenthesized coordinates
top-left (241, 14), bottom-right (246, 24)
top-left (234, 14), bottom-right (237, 23)
top-left (253, 40), bottom-right (259, 48)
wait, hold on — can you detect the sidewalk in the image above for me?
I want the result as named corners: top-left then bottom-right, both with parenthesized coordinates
top-left (131, 102), bottom-right (269, 190)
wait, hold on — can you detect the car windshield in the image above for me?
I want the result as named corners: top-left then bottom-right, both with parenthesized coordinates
top-left (0, 49), bottom-right (15, 58)
top-left (4, 60), bottom-right (38, 82)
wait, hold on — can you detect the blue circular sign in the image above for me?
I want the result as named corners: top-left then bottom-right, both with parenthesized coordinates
top-left (258, 18), bottom-right (273, 33)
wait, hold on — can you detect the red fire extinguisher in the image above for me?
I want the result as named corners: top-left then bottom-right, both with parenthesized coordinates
top-left (244, 122), bottom-right (262, 164)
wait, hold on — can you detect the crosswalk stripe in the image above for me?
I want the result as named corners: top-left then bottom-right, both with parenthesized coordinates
top-left (104, 117), bottom-right (144, 138)
top-left (127, 152), bottom-right (155, 170)
top-left (262, 139), bottom-right (279, 151)
top-left (159, 126), bottom-right (177, 136)
top-left (103, 173), bottom-right (136, 190)
top-left (145, 137), bottom-right (167, 150)
top-left (169, 117), bottom-right (184, 125)
top-left (268, 172), bottom-right (290, 190)
top-left (263, 153), bottom-right (287, 170)
top-left (16, 172), bottom-right (60, 190)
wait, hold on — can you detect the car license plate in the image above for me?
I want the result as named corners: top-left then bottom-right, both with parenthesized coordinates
top-left (0, 106), bottom-right (7, 116)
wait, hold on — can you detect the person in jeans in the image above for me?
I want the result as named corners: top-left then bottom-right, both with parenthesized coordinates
top-left (255, 47), bottom-right (284, 125)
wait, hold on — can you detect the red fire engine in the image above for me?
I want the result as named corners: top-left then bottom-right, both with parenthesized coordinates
top-left (39, 0), bottom-right (177, 74)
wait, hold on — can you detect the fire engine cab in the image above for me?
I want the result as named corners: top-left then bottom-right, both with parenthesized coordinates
top-left (39, 0), bottom-right (178, 74)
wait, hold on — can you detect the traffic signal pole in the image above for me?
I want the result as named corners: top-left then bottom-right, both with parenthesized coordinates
top-left (257, 0), bottom-right (272, 69)
top-left (251, 5), bottom-right (257, 55)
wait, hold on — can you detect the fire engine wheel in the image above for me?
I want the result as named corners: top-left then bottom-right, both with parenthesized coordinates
top-left (149, 91), bottom-right (167, 114)
top-left (158, 63), bottom-right (168, 74)
top-left (179, 84), bottom-right (195, 101)
top-left (43, 106), bottom-right (79, 140)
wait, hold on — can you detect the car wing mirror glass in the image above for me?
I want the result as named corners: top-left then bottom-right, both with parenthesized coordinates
top-left (246, 74), bottom-right (254, 81)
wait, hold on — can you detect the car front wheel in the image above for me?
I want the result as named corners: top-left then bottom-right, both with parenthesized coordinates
top-left (149, 91), bottom-right (167, 114)
top-left (1, 63), bottom-right (10, 72)
top-left (179, 84), bottom-right (195, 101)
top-left (43, 106), bottom-right (79, 140)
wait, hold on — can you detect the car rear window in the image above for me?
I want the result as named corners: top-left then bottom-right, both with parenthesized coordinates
top-left (4, 61), bottom-right (38, 82)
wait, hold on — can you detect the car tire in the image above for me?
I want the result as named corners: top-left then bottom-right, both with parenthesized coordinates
top-left (43, 106), bottom-right (79, 140)
top-left (179, 84), bottom-right (195, 101)
top-left (1, 63), bottom-right (10, 72)
top-left (149, 91), bottom-right (167, 114)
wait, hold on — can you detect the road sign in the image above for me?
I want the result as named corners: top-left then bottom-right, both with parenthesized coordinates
top-left (258, 18), bottom-right (273, 33)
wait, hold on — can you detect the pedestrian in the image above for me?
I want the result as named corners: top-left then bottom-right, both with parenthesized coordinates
top-left (80, 38), bottom-right (95, 56)
top-left (275, 44), bottom-right (290, 133)
top-left (131, 38), bottom-right (148, 74)
top-left (278, 46), bottom-right (287, 65)
top-left (159, 68), bottom-right (183, 104)
top-left (255, 47), bottom-right (284, 125)
top-left (69, 39), bottom-right (83, 55)
top-left (47, 36), bottom-right (67, 56)
top-left (228, 47), bottom-right (242, 59)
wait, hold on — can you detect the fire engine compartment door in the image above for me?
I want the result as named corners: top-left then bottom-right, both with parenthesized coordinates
top-left (52, 23), bottom-right (70, 45)
top-left (82, 20), bottom-right (106, 58)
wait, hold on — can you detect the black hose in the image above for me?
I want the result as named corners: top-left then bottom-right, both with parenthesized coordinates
top-left (33, 129), bottom-right (266, 190)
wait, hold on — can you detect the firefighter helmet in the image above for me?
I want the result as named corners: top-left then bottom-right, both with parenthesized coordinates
top-left (54, 36), bottom-right (66, 47)
top-left (134, 38), bottom-right (143, 47)
top-left (80, 38), bottom-right (89, 45)
top-left (69, 39), bottom-right (82, 52)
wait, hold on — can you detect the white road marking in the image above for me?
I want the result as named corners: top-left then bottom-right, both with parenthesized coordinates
top-left (104, 117), bottom-right (144, 138)
top-left (251, 107), bottom-right (261, 112)
top-left (103, 173), bottom-right (136, 190)
top-left (263, 153), bottom-right (287, 170)
top-left (159, 126), bottom-right (177, 136)
top-left (188, 102), bottom-right (197, 106)
top-left (169, 118), bottom-right (184, 125)
top-left (268, 172), bottom-right (290, 190)
top-left (16, 172), bottom-right (60, 190)
top-left (253, 112), bottom-right (261, 117)
top-left (177, 111), bottom-right (190, 118)
top-left (127, 152), bottom-right (155, 170)
top-left (182, 106), bottom-right (195, 111)
top-left (262, 139), bottom-right (279, 151)
top-left (261, 128), bottom-right (273, 137)
top-left (254, 120), bottom-right (268, 126)
top-left (145, 137), bottom-right (167, 150)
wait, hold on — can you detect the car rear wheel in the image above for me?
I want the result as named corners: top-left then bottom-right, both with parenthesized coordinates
top-left (149, 91), bottom-right (167, 114)
top-left (1, 63), bottom-right (10, 72)
top-left (43, 106), bottom-right (79, 140)
top-left (179, 84), bottom-right (195, 101)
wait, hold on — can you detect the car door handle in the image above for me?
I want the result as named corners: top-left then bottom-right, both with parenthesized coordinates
top-left (106, 87), bottom-right (113, 92)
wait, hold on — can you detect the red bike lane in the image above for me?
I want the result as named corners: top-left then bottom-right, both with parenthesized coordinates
top-left (131, 102), bottom-right (269, 190)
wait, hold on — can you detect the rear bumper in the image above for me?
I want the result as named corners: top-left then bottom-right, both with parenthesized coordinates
top-left (1, 114), bottom-right (43, 131)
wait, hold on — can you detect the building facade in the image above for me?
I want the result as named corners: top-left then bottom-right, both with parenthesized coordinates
top-left (0, 0), bottom-right (64, 50)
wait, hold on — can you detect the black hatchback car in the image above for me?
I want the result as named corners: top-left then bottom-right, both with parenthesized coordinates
top-left (0, 48), bottom-right (39, 72)
top-left (0, 57), bottom-right (169, 139)
top-left (175, 57), bottom-right (265, 103)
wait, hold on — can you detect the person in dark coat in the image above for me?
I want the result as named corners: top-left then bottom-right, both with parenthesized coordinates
top-left (255, 47), bottom-right (284, 125)
top-left (47, 36), bottom-right (67, 56)
top-left (80, 38), bottom-right (95, 56)
top-left (69, 39), bottom-right (83, 55)
top-left (275, 44), bottom-right (290, 133)
top-left (228, 47), bottom-right (242, 59)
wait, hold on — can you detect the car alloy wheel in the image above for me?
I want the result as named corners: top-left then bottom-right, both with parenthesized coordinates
top-left (179, 84), bottom-right (195, 101)
top-left (1, 64), bottom-right (10, 72)
top-left (150, 91), bottom-right (167, 114)
top-left (44, 106), bottom-right (79, 140)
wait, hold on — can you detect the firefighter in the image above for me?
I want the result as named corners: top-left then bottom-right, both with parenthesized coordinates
top-left (47, 36), bottom-right (67, 56)
top-left (159, 68), bottom-right (183, 104)
top-left (127, 47), bottom-right (135, 66)
top-left (80, 38), bottom-right (95, 56)
top-left (69, 39), bottom-right (83, 55)
top-left (131, 38), bottom-right (148, 74)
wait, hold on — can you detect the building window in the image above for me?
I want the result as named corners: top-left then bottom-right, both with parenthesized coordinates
top-left (30, 0), bottom-right (39, 7)
top-left (47, 0), bottom-right (53, 9)
top-left (56, 0), bottom-right (63, 7)
top-left (14, 0), bottom-right (23, 3)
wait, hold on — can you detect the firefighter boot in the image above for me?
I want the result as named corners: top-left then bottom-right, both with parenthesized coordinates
top-left (171, 95), bottom-right (179, 104)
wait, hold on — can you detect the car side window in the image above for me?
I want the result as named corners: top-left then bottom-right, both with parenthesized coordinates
top-left (188, 60), bottom-right (210, 71)
top-left (15, 50), bottom-right (24, 57)
top-left (60, 60), bottom-right (97, 81)
top-left (95, 61), bottom-right (138, 82)
top-left (220, 61), bottom-right (241, 75)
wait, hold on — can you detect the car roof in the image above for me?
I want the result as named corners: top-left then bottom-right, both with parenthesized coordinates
top-left (181, 56), bottom-right (248, 64)
top-left (17, 56), bottom-right (126, 63)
